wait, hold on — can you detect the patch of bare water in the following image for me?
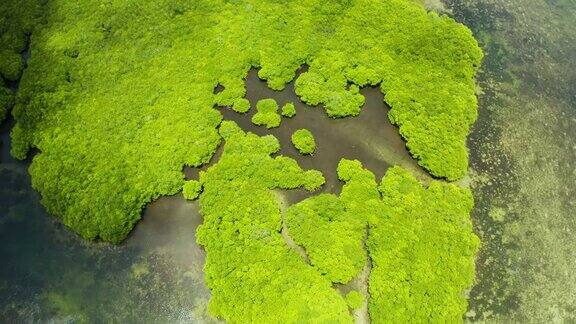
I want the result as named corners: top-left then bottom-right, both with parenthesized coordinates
top-left (210, 68), bottom-right (430, 204)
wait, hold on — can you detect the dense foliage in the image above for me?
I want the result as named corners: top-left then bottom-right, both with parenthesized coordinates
top-left (345, 291), bottom-right (364, 310)
top-left (196, 121), bottom-right (354, 322)
top-left (281, 102), bottom-right (296, 117)
top-left (195, 135), bottom-right (478, 322)
top-left (182, 180), bottom-right (202, 200)
top-left (285, 193), bottom-right (366, 284)
top-left (251, 98), bottom-right (281, 128)
top-left (0, 83), bottom-right (12, 123)
top-left (369, 166), bottom-right (480, 322)
top-left (9, 0), bottom-right (481, 242)
top-left (288, 1), bottom-right (483, 179)
top-left (0, 0), bottom-right (41, 81)
top-left (0, 0), bottom-right (43, 124)
top-left (231, 98), bottom-right (250, 114)
top-left (291, 129), bottom-right (316, 155)
top-left (285, 159), bottom-right (479, 322)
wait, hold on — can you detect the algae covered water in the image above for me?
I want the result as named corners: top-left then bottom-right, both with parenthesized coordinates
top-left (1, 0), bottom-right (575, 322)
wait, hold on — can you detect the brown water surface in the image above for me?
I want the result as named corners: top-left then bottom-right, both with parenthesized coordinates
top-left (185, 68), bottom-right (429, 204)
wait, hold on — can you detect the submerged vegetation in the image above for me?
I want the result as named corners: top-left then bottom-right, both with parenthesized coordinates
top-left (291, 129), bottom-right (316, 155)
top-left (446, 0), bottom-right (576, 321)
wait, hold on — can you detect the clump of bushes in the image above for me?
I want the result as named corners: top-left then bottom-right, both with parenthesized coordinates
top-left (182, 180), bottom-right (202, 200)
top-left (291, 129), bottom-right (316, 155)
top-left (281, 102), bottom-right (296, 117)
top-left (368, 166), bottom-right (480, 322)
top-left (286, 158), bottom-right (479, 322)
top-left (0, 50), bottom-right (23, 81)
top-left (0, 0), bottom-right (42, 82)
top-left (196, 121), bottom-right (353, 322)
top-left (252, 98), bottom-right (281, 128)
top-left (231, 98), bottom-right (250, 114)
top-left (0, 84), bottom-right (13, 124)
top-left (285, 193), bottom-right (366, 284)
top-left (345, 291), bottom-right (364, 310)
top-left (0, 0), bottom-right (44, 125)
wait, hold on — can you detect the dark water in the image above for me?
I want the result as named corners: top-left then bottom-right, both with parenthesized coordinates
top-left (1, 118), bottom-right (212, 322)
top-left (187, 68), bottom-right (429, 203)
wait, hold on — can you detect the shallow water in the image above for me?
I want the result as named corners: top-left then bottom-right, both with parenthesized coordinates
top-left (1, 0), bottom-right (575, 322)
top-left (1, 120), bottom-right (212, 322)
top-left (448, 0), bottom-right (576, 321)
top-left (190, 68), bottom-right (429, 203)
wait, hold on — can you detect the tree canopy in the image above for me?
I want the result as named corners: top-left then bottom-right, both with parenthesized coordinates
top-left (9, 0), bottom-right (481, 242)
top-left (4, 0), bottom-right (482, 321)
top-left (291, 129), bottom-right (316, 155)
top-left (252, 98), bottom-right (281, 128)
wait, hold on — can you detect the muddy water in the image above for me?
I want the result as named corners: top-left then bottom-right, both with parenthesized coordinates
top-left (128, 195), bottom-right (206, 270)
top-left (210, 69), bottom-right (429, 203)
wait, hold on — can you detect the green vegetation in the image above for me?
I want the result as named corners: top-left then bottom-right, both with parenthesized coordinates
top-left (284, 158), bottom-right (478, 321)
top-left (0, 51), bottom-right (23, 81)
top-left (0, 84), bottom-right (12, 123)
top-left (345, 291), bottom-right (364, 310)
top-left (0, 0), bottom-right (43, 124)
top-left (291, 129), bottom-right (316, 155)
top-left (4, 0), bottom-right (483, 320)
top-left (197, 147), bottom-right (475, 321)
top-left (281, 102), bottom-right (296, 117)
top-left (251, 98), bottom-right (281, 128)
top-left (0, 0), bottom-right (42, 81)
top-left (196, 121), bottom-right (355, 322)
top-left (9, 0), bottom-right (481, 243)
top-left (289, 1), bottom-right (482, 179)
top-left (285, 194), bottom-right (366, 284)
top-left (231, 98), bottom-right (250, 114)
top-left (182, 180), bottom-right (202, 200)
top-left (369, 166), bottom-right (479, 322)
